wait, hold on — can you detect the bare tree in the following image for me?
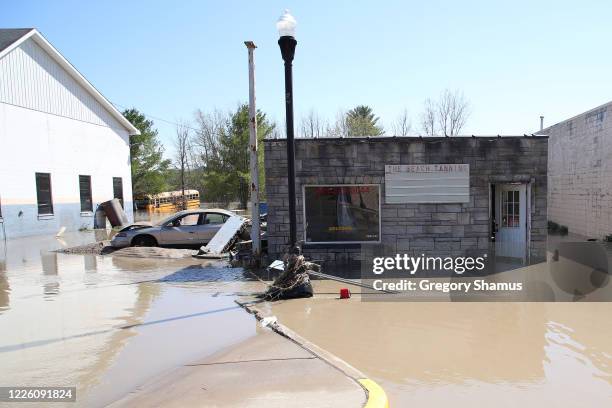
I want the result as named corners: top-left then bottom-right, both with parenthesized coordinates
top-left (447, 90), bottom-right (469, 136)
top-left (392, 108), bottom-right (412, 136)
top-left (193, 109), bottom-right (226, 166)
top-left (300, 109), bottom-right (326, 138)
top-left (437, 92), bottom-right (452, 136)
top-left (327, 109), bottom-right (350, 137)
top-left (420, 89), bottom-right (470, 136)
top-left (420, 98), bottom-right (436, 136)
top-left (270, 123), bottom-right (285, 139)
top-left (174, 121), bottom-right (191, 210)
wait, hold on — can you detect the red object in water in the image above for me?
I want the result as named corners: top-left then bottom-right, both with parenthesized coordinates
top-left (339, 288), bottom-right (351, 299)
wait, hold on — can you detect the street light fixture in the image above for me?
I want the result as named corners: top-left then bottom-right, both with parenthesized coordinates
top-left (277, 9), bottom-right (298, 251)
top-left (276, 9), bottom-right (296, 37)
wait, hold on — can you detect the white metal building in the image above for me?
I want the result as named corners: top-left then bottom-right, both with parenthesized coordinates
top-left (0, 28), bottom-right (139, 238)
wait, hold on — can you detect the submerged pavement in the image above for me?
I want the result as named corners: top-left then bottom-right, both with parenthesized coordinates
top-left (108, 329), bottom-right (366, 408)
top-left (0, 231), bottom-right (368, 407)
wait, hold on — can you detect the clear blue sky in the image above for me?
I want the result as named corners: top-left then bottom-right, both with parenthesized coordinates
top-left (3, 1), bottom-right (612, 157)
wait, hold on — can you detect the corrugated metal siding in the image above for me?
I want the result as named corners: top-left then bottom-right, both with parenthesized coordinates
top-left (0, 38), bottom-right (123, 129)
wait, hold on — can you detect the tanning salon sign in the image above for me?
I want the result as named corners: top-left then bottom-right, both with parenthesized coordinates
top-left (385, 164), bottom-right (470, 204)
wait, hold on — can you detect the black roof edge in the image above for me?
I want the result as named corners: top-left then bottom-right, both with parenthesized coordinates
top-left (264, 135), bottom-right (549, 142)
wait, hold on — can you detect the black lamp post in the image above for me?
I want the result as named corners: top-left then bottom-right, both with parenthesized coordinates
top-left (277, 10), bottom-right (298, 250)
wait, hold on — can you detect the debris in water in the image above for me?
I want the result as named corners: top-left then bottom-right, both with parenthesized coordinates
top-left (99, 198), bottom-right (129, 227)
top-left (195, 215), bottom-right (248, 258)
top-left (259, 254), bottom-right (316, 300)
top-left (260, 316), bottom-right (278, 328)
top-left (55, 241), bottom-right (115, 255)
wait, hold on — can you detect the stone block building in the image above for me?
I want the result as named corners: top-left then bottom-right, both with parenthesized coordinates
top-left (544, 101), bottom-right (612, 239)
top-left (264, 136), bottom-right (548, 266)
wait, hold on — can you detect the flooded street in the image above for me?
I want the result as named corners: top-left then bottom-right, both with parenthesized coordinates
top-left (266, 279), bottom-right (612, 407)
top-left (0, 231), bottom-right (265, 407)
top-left (2, 229), bottom-right (612, 407)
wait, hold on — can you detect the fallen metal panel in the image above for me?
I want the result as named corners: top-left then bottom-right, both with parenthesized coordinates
top-left (99, 198), bottom-right (129, 227)
top-left (201, 215), bottom-right (247, 255)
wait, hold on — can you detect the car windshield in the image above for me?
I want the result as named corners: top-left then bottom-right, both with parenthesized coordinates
top-left (155, 213), bottom-right (185, 226)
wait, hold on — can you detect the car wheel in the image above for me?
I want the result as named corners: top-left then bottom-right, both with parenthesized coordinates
top-left (132, 235), bottom-right (157, 247)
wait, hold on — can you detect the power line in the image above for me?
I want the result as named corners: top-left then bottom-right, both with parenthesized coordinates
top-left (112, 102), bottom-right (202, 133)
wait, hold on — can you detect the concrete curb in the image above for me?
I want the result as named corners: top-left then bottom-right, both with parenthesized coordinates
top-left (235, 298), bottom-right (389, 408)
top-left (358, 379), bottom-right (389, 408)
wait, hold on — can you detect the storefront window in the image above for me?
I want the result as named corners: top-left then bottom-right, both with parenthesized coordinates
top-left (304, 185), bottom-right (380, 243)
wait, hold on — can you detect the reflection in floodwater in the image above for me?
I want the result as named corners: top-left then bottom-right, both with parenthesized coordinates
top-left (0, 231), bottom-right (265, 407)
top-left (72, 281), bottom-right (159, 401)
top-left (0, 283), bottom-right (164, 354)
top-left (40, 250), bottom-right (58, 275)
top-left (81, 284), bottom-right (256, 407)
top-left (0, 266), bottom-right (8, 314)
top-left (158, 264), bottom-right (258, 283)
top-left (84, 255), bottom-right (97, 272)
top-left (0, 241), bottom-right (8, 313)
top-left (40, 250), bottom-right (59, 297)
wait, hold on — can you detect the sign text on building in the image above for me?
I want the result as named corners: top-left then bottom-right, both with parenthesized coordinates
top-left (385, 164), bottom-right (470, 203)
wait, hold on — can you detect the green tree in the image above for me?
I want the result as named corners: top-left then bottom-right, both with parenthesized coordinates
top-left (198, 104), bottom-right (274, 207)
top-left (123, 108), bottom-right (171, 197)
top-left (346, 105), bottom-right (384, 136)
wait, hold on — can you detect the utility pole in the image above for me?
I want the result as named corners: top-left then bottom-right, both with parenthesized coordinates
top-left (245, 41), bottom-right (261, 257)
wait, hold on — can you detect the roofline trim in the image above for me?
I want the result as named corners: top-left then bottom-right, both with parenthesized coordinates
top-left (539, 99), bottom-right (612, 133)
top-left (0, 28), bottom-right (35, 59)
top-left (264, 135), bottom-right (549, 142)
top-left (0, 29), bottom-right (140, 135)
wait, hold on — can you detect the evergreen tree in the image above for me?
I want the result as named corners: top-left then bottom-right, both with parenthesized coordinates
top-left (123, 108), bottom-right (171, 196)
top-left (346, 105), bottom-right (384, 136)
top-left (200, 104), bottom-right (274, 207)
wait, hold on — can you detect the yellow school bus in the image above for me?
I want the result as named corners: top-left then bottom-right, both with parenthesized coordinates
top-left (135, 190), bottom-right (200, 213)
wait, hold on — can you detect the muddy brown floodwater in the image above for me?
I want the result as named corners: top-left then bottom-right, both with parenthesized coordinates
top-left (265, 278), bottom-right (612, 407)
top-left (0, 230), bottom-right (266, 407)
top-left (2, 228), bottom-right (612, 407)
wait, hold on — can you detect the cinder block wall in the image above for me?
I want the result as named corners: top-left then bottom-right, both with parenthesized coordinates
top-left (545, 102), bottom-right (612, 239)
top-left (264, 137), bottom-right (548, 262)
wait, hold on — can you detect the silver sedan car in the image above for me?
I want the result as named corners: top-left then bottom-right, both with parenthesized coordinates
top-left (110, 209), bottom-right (235, 248)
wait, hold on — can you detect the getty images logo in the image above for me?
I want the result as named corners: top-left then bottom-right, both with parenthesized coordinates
top-left (372, 254), bottom-right (487, 275)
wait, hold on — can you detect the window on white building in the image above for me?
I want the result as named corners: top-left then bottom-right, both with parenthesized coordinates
top-left (35, 173), bottom-right (54, 215)
top-left (113, 177), bottom-right (123, 208)
top-left (79, 175), bottom-right (93, 212)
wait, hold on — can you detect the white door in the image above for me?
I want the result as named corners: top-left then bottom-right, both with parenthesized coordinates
top-left (495, 184), bottom-right (527, 259)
